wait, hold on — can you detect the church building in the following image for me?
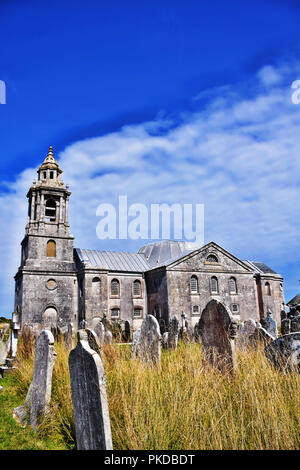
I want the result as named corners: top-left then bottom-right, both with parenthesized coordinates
top-left (14, 147), bottom-right (285, 334)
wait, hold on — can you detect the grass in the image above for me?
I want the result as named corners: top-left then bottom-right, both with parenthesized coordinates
top-left (0, 338), bottom-right (300, 450)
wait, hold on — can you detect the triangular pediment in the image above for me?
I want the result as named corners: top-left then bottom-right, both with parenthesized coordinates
top-left (166, 241), bottom-right (253, 273)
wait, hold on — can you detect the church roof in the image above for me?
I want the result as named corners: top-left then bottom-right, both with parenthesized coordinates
top-left (138, 240), bottom-right (198, 268)
top-left (287, 294), bottom-right (300, 306)
top-left (244, 261), bottom-right (278, 274)
top-left (75, 248), bottom-right (151, 272)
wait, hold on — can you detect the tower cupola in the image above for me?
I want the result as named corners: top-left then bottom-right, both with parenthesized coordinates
top-left (37, 146), bottom-right (64, 187)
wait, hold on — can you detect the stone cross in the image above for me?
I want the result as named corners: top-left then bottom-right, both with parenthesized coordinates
top-left (132, 314), bottom-right (161, 364)
top-left (69, 330), bottom-right (113, 450)
top-left (198, 299), bottom-right (237, 373)
top-left (13, 330), bottom-right (57, 430)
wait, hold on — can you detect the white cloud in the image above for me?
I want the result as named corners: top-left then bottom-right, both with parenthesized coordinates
top-left (1, 60), bottom-right (300, 314)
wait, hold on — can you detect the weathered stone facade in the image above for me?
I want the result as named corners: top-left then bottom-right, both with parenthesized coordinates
top-left (13, 148), bottom-right (285, 333)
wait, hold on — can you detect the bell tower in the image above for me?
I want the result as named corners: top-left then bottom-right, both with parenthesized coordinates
top-left (15, 147), bottom-right (77, 333)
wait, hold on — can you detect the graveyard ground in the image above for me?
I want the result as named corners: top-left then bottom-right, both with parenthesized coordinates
top-left (0, 338), bottom-right (300, 450)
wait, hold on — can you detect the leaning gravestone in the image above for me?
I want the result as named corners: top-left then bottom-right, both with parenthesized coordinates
top-left (265, 332), bottom-right (300, 372)
top-left (91, 318), bottom-right (105, 347)
top-left (69, 330), bottom-right (113, 450)
top-left (236, 319), bottom-right (258, 349)
top-left (104, 331), bottom-right (113, 345)
top-left (133, 314), bottom-right (161, 364)
top-left (249, 324), bottom-right (274, 346)
top-left (198, 300), bottom-right (237, 373)
top-left (13, 330), bottom-right (57, 430)
top-left (86, 328), bottom-right (102, 355)
top-left (290, 315), bottom-right (300, 333)
top-left (167, 315), bottom-right (179, 350)
top-left (260, 312), bottom-right (278, 338)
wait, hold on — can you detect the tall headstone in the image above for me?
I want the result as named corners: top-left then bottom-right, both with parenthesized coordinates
top-left (13, 330), bottom-right (57, 430)
top-left (132, 329), bottom-right (141, 357)
top-left (198, 300), bottom-right (237, 373)
top-left (236, 319), bottom-right (258, 349)
top-left (281, 318), bottom-right (291, 335)
top-left (69, 330), bottom-right (113, 450)
top-left (64, 323), bottom-right (75, 351)
top-left (167, 315), bottom-right (179, 350)
top-left (133, 314), bottom-right (161, 364)
top-left (265, 332), bottom-right (300, 372)
top-left (104, 331), bottom-right (113, 345)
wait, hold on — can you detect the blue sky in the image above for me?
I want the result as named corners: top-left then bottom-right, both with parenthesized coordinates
top-left (0, 1), bottom-right (300, 316)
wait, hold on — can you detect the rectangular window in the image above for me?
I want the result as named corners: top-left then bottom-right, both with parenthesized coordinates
top-left (111, 308), bottom-right (120, 318)
top-left (192, 305), bottom-right (200, 315)
top-left (134, 308), bottom-right (142, 317)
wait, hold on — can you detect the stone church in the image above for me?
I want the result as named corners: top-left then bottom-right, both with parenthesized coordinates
top-left (14, 147), bottom-right (285, 334)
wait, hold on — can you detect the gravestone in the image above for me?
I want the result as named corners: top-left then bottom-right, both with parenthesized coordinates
top-left (194, 323), bottom-right (201, 343)
top-left (124, 321), bottom-right (131, 342)
top-left (104, 331), bottom-right (113, 345)
top-left (281, 318), bottom-right (291, 335)
top-left (167, 315), bottom-right (179, 350)
top-left (132, 329), bottom-right (141, 357)
top-left (91, 317), bottom-right (105, 346)
top-left (265, 332), bottom-right (300, 372)
top-left (249, 324), bottom-right (274, 346)
top-left (86, 328), bottom-right (101, 355)
top-left (291, 315), bottom-right (300, 333)
top-left (198, 299), bottom-right (237, 373)
top-left (0, 334), bottom-right (11, 366)
top-left (69, 330), bottom-right (113, 450)
top-left (159, 319), bottom-right (167, 336)
top-left (162, 331), bottom-right (169, 349)
top-left (13, 330), bottom-right (57, 430)
top-left (64, 323), bottom-right (75, 351)
top-left (133, 314), bottom-right (161, 364)
top-left (260, 312), bottom-right (277, 338)
top-left (236, 319), bottom-right (258, 349)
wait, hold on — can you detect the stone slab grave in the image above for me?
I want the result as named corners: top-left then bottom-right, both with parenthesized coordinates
top-left (198, 299), bottom-right (237, 373)
top-left (260, 312), bottom-right (278, 338)
top-left (265, 332), bottom-right (300, 372)
top-left (13, 330), bottom-right (57, 430)
top-left (131, 314), bottom-right (161, 364)
top-left (69, 330), bottom-right (113, 450)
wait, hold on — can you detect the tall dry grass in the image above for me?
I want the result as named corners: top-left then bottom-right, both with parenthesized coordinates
top-left (12, 337), bottom-right (300, 450)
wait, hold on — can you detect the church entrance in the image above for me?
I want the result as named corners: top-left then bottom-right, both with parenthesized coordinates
top-left (42, 306), bottom-right (58, 329)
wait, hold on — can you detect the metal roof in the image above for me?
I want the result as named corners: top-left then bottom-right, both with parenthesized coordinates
top-left (75, 248), bottom-right (151, 272)
top-left (245, 261), bottom-right (278, 274)
top-left (138, 240), bottom-right (199, 268)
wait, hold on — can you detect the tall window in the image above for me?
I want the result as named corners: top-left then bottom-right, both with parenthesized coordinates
top-left (265, 282), bottom-right (271, 296)
top-left (229, 277), bottom-right (237, 294)
top-left (133, 280), bottom-right (142, 296)
top-left (111, 279), bottom-right (120, 296)
top-left (45, 199), bottom-right (56, 222)
top-left (111, 308), bottom-right (120, 318)
top-left (47, 240), bottom-right (56, 258)
top-left (190, 275), bottom-right (198, 294)
top-left (210, 276), bottom-right (218, 294)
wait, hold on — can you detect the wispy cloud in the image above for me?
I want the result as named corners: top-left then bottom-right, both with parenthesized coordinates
top-left (1, 59), bottom-right (300, 314)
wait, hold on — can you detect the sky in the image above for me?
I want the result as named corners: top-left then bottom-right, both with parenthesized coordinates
top-left (0, 0), bottom-right (300, 316)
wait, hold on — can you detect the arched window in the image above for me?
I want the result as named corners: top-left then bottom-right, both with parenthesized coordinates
top-left (45, 199), bottom-right (56, 222)
top-left (92, 277), bottom-right (101, 295)
top-left (229, 277), bottom-right (237, 294)
top-left (206, 254), bottom-right (218, 263)
top-left (111, 279), bottom-right (120, 296)
top-left (43, 306), bottom-right (57, 329)
top-left (190, 275), bottom-right (198, 294)
top-left (210, 276), bottom-right (218, 294)
top-left (133, 280), bottom-right (142, 296)
top-left (111, 308), bottom-right (120, 318)
top-left (47, 240), bottom-right (56, 258)
top-left (265, 282), bottom-right (271, 296)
